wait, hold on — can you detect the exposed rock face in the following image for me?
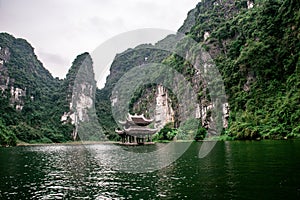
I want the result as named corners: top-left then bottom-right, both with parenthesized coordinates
top-left (10, 87), bottom-right (26, 111)
top-left (111, 92), bottom-right (118, 107)
top-left (61, 53), bottom-right (97, 140)
top-left (155, 85), bottom-right (174, 129)
top-left (70, 82), bottom-right (95, 140)
top-left (70, 83), bottom-right (94, 121)
top-left (62, 0), bottom-right (300, 142)
top-left (243, 71), bottom-right (256, 91)
top-left (0, 47), bottom-right (10, 93)
top-left (204, 31), bottom-right (210, 41)
top-left (121, 84), bottom-right (175, 130)
top-left (222, 103), bottom-right (229, 128)
top-left (247, 0), bottom-right (254, 9)
top-left (0, 47), bottom-right (25, 111)
top-left (61, 83), bottom-right (94, 124)
top-left (190, 49), bottom-right (229, 133)
top-left (0, 46), bottom-right (10, 63)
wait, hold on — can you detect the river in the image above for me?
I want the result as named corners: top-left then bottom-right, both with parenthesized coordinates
top-left (0, 140), bottom-right (300, 199)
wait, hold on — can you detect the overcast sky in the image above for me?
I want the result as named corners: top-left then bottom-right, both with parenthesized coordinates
top-left (0, 0), bottom-right (199, 82)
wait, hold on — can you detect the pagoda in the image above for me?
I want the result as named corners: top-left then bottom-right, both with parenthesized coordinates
top-left (116, 113), bottom-right (157, 145)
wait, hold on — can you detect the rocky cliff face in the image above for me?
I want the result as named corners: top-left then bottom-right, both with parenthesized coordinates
top-left (0, 33), bottom-right (98, 143)
top-left (0, 47), bottom-right (10, 88)
top-left (154, 85), bottom-right (175, 129)
top-left (127, 84), bottom-right (175, 129)
top-left (0, 47), bottom-right (10, 93)
top-left (96, 0), bottom-right (235, 137)
top-left (97, 0), bottom-right (300, 141)
top-left (1, 0), bottom-right (299, 145)
top-left (61, 53), bottom-right (97, 140)
top-left (95, 45), bottom-right (171, 138)
top-left (10, 86), bottom-right (26, 111)
top-left (0, 46), bottom-right (26, 111)
top-left (0, 33), bottom-right (73, 145)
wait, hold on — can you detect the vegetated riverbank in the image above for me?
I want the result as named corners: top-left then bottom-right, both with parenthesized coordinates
top-left (13, 133), bottom-right (300, 146)
top-left (15, 140), bottom-right (117, 147)
top-left (1, 133), bottom-right (297, 148)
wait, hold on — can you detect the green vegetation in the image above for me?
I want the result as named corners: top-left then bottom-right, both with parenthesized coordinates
top-left (153, 122), bottom-right (178, 141)
top-left (0, 120), bottom-right (17, 146)
top-left (194, 127), bottom-right (207, 141)
top-left (95, 46), bottom-right (170, 140)
top-left (1, 0), bottom-right (299, 145)
top-left (0, 33), bottom-right (73, 146)
top-left (205, 0), bottom-right (300, 139)
top-left (97, 0), bottom-right (300, 141)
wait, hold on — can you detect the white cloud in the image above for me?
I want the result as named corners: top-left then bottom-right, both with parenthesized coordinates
top-left (0, 0), bottom-right (199, 79)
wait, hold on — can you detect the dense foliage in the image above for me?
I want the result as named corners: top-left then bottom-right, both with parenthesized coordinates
top-left (97, 0), bottom-right (300, 140)
top-left (153, 122), bottom-right (178, 141)
top-left (197, 0), bottom-right (300, 139)
top-left (0, 33), bottom-right (73, 145)
top-left (1, 0), bottom-right (299, 145)
top-left (95, 46), bottom-right (170, 140)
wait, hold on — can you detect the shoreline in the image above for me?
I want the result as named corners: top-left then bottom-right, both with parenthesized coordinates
top-left (16, 140), bottom-right (118, 147)
top-left (14, 137), bottom-right (300, 147)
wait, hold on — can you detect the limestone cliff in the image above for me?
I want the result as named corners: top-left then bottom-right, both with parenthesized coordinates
top-left (0, 47), bottom-right (10, 93)
top-left (0, 33), bottom-right (73, 145)
top-left (128, 84), bottom-right (175, 129)
top-left (96, 0), bottom-right (300, 141)
top-left (0, 46), bottom-right (26, 111)
top-left (61, 53), bottom-right (98, 140)
top-left (154, 85), bottom-right (175, 129)
top-left (1, 0), bottom-right (298, 145)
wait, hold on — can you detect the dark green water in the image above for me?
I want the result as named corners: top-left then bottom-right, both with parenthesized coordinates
top-left (0, 140), bottom-right (300, 199)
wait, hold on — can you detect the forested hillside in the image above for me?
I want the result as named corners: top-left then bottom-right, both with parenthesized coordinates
top-left (195, 0), bottom-right (300, 139)
top-left (97, 0), bottom-right (300, 140)
top-left (0, 33), bottom-right (74, 145)
top-left (0, 0), bottom-right (299, 145)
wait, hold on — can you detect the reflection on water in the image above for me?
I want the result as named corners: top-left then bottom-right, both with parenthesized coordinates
top-left (0, 141), bottom-right (300, 199)
top-left (88, 142), bottom-right (191, 173)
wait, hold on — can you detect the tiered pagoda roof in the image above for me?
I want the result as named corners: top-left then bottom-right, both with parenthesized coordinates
top-left (119, 113), bottom-right (154, 127)
top-left (116, 113), bottom-right (157, 144)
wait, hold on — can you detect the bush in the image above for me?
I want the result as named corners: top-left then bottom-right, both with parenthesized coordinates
top-left (154, 123), bottom-right (177, 141)
top-left (11, 123), bottom-right (42, 143)
top-left (0, 121), bottom-right (17, 146)
top-left (194, 127), bottom-right (207, 141)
